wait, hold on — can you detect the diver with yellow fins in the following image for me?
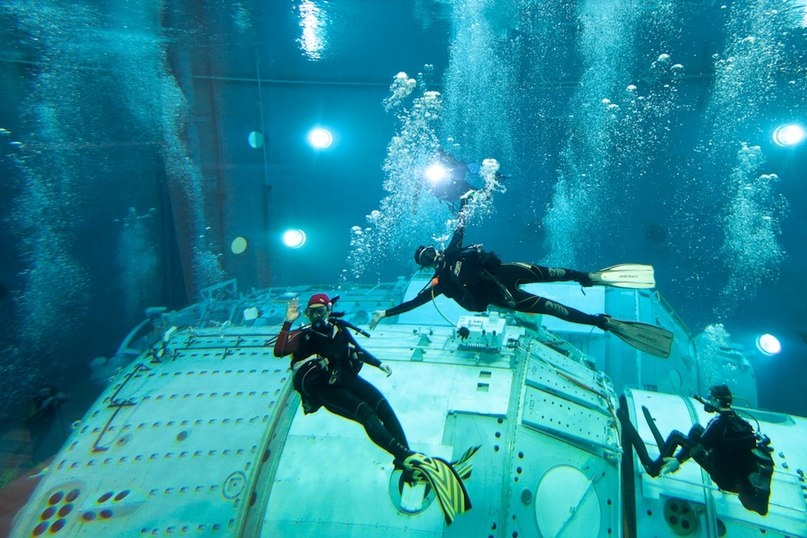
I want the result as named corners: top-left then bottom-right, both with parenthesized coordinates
top-left (274, 293), bottom-right (474, 525)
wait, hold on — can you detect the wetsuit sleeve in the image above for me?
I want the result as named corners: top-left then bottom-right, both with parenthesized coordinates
top-left (347, 335), bottom-right (382, 368)
top-left (274, 321), bottom-right (302, 357)
top-left (447, 223), bottom-right (464, 253)
top-left (384, 282), bottom-right (442, 317)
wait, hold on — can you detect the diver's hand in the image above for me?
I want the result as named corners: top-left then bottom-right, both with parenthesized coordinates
top-left (369, 310), bottom-right (386, 330)
top-left (660, 457), bottom-right (680, 475)
top-left (379, 364), bottom-right (392, 377)
top-left (285, 298), bottom-right (301, 323)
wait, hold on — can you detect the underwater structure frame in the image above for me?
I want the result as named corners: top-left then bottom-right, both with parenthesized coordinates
top-left (10, 277), bottom-right (807, 537)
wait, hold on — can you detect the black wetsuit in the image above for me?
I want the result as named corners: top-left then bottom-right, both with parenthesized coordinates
top-left (385, 223), bottom-right (606, 329)
top-left (619, 406), bottom-right (773, 515)
top-left (274, 318), bottom-right (411, 462)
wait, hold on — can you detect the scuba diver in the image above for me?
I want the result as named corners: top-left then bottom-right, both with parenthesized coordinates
top-left (369, 195), bottom-right (673, 358)
top-left (274, 293), bottom-right (473, 525)
top-left (274, 293), bottom-right (408, 457)
top-left (618, 385), bottom-right (774, 515)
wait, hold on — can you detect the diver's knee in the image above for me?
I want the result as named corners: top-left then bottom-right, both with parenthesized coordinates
top-left (375, 398), bottom-right (392, 416)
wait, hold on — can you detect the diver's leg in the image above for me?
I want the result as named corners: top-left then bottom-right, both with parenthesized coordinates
top-left (317, 384), bottom-right (411, 461)
top-left (494, 263), bottom-right (590, 287)
top-left (503, 288), bottom-right (605, 327)
top-left (617, 405), bottom-right (660, 475)
top-left (345, 375), bottom-right (410, 450)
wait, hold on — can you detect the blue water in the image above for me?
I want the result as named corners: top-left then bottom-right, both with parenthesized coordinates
top-left (1, 0), bottom-right (806, 426)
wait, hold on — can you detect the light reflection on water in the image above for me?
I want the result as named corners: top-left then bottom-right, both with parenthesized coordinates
top-left (297, 0), bottom-right (329, 61)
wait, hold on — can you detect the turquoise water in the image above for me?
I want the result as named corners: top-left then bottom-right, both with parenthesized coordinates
top-left (1, 0), bottom-right (806, 425)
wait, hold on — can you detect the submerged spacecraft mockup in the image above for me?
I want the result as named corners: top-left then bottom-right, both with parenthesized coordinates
top-left (9, 276), bottom-right (807, 537)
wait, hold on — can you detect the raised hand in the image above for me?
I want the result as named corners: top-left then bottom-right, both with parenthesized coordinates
top-left (285, 298), bottom-right (301, 323)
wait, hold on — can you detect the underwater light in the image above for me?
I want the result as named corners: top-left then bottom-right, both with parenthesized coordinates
top-left (248, 131), bottom-right (264, 149)
top-left (424, 163), bottom-right (449, 184)
top-left (282, 229), bottom-right (307, 249)
top-left (755, 333), bottom-right (782, 356)
top-left (230, 236), bottom-right (248, 255)
top-left (307, 127), bottom-right (333, 149)
top-left (772, 124), bottom-right (805, 147)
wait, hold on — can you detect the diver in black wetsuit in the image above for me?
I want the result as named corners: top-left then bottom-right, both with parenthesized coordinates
top-left (618, 385), bottom-right (774, 515)
top-left (274, 293), bottom-right (413, 468)
top-left (369, 193), bottom-right (606, 331)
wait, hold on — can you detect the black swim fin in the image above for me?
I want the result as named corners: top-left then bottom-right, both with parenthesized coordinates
top-left (602, 316), bottom-right (673, 358)
top-left (641, 406), bottom-right (666, 449)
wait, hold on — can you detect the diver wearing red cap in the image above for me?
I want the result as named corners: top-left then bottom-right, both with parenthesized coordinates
top-left (274, 293), bottom-right (413, 467)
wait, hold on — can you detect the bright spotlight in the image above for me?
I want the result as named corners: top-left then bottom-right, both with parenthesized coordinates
top-left (307, 127), bottom-right (333, 149)
top-left (755, 333), bottom-right (782, 356)
top-left (282, 229), bottom-right (307, 249)
top-left (424, 163), bottom-right (448, 184)
top-left (772, 124), bottom-right (805, 147)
